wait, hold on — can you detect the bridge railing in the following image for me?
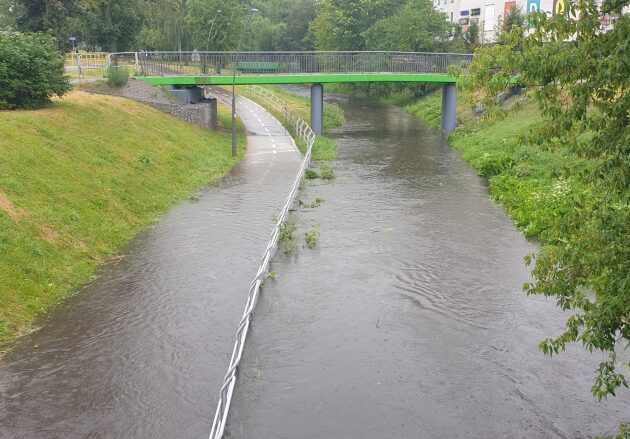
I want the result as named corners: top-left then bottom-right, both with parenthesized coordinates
top-left (111, 51), bottom-right (472, 77)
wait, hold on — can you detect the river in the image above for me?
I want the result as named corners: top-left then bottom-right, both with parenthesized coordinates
top-left (226, 92), bottom-right (630, 438)
top-left (1, 92), bottom-right (628, 439)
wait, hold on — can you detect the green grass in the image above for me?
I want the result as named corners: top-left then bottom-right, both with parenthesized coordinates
top-left (407, 91), bottom-right (585, 238)
top-left (0, 91), bottom-right (245, 350)
top-left (405, 91), bottom-right (443, 129)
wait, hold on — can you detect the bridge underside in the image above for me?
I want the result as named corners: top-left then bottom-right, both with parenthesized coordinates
top-left (138, 73), bottom-right (457, 86)
top-left (138, 73), bottom-right (458, 135)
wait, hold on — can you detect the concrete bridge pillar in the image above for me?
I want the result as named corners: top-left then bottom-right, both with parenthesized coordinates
top-left (440, 83), bottom-right (457, 135)
top-left (310, 84), bottom-right (324, 135)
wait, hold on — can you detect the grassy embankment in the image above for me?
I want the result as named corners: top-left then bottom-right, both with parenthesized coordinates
top-left (237, 85), bottom-right (344, 161)
top-left (0, 91), bottom-right (245, 351)
top-left (407, 91), bottom-right (585, 238)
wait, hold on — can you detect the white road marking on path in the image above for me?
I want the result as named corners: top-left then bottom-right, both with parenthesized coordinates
top-left (245, 150), bottom-right (295, 157)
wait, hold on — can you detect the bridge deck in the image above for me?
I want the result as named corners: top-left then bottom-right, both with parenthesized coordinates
top-left (139, 73), bottom-right (458, 86)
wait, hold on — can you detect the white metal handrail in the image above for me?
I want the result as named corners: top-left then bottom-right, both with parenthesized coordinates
top-left (208, 85), bottom-right (316, 439)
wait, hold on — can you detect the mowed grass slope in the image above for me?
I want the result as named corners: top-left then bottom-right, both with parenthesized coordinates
top-left (0, 91), bottom-right (244, 349)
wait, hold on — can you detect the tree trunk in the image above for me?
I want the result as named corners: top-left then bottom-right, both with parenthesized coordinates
top-left (104, 0), bottom-right (117, 52)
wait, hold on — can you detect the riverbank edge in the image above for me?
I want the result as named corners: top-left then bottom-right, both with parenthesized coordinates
top-left (0, 91), bottom-right (246, 353)
top-left (404, 90), bottom-right (582, 241)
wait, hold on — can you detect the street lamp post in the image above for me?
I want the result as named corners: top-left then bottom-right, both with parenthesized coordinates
top-left (206, 10), bottom-right (222, 52)
top-left (231, 8), bottom-right (259, 157)
top-left (204, 10), bottom-right (222, 74)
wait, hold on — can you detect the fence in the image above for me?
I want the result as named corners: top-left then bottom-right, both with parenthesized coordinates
top-left (208, 85), bottom-right (315, 439)
top-left (110, 51), bottom-right (472, 77)
top-left (65, 52), bottom-right (139, 80)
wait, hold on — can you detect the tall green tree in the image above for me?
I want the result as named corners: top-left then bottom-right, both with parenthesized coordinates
top-left (362, 0), bottom-right (450, 52)
top-left (501, 5), bottom-right (526, 33)
top-left (460, 0), bottom-right (629, 408)
top-left (311, 0), bottom-right (403, 50)
top-left (186, 0), bottom-right (244, 51)
top-left (137, 0), bottom-right (192, 51)
top-left (248, 0), bottom-right (316, 50)
top-left (69, 0), bottom-right (144, 51)
top-left (15, 0), bottom-right (80, 44)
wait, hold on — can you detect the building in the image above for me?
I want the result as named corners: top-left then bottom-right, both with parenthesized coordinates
top-left (435, 0), bottom-right (620, 42)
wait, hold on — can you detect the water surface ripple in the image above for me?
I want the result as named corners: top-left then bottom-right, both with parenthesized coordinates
top-left (227, 96), bottom-right (630, 439)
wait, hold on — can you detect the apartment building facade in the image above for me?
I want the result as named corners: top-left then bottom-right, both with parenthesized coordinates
top-left (435, 0), bottom-right (619, 42)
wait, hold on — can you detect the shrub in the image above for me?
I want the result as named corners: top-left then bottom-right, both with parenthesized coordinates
top-left (320, 163), bottom-right (335, 180)
top-left (304, 168), bottom-right (319, 179)
top-left (473, 151), bottom-right (514, 177)
top-left (304, 223), bottom-right (320, 248)
top-left (0, 32), bottom-right (70, 110)
top-left (323, 102), bottom-right (345, 129)
top-left (107, 66), bottom-right (130, 87)
top-left (312, 136), bottom-right (337, 161)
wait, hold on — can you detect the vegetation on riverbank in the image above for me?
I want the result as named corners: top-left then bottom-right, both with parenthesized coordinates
top-left (408, 91), bottom-right (586, 239)
top-left (456, 2), bottom-right (629, 415)
top-left (0, 91), bottom-right (245, 351)
top-left (410, 83), bottom-right (628, 436)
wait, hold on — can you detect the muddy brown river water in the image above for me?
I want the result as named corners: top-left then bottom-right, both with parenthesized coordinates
top-left (226, 94), bottom-right (629, 438)
top-left (1, 92), bottom-right (628, 439)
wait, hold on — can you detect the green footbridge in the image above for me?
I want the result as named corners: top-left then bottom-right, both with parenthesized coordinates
top-left (112, 51), bottom-right (472, 134)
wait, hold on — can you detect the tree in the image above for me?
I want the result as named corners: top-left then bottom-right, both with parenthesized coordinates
top-left (248, 0), bottom-right (316, 50)
top-left (501, 5), bottom-right (525, 33)
top-left (136, 0), bottom-right (192, 51)
top-left (15, 0), bottom-right (81, 44)
top-left (185, 0), bottom-right (244, 51)
top-left (0, 32), bottom-right (70, 109)
top-left (69, 0), bottom-right (144, 51)
top-left (459, 0), bottom-right (629, 407)
top-left (311, 0), bottom-right (403, 50)
top-left (362, 0), bottom-right (450, 52)
top-left (465, 20), bottom-right (481, 49)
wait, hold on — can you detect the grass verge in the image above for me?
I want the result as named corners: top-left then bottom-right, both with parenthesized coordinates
top-left (0, 91), bottom-right (245, 350)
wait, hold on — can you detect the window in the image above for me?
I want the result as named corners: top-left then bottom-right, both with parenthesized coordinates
top-left (459, 17), bottom-right (470, 25)
top-left (484, 4), bottom-right (495, 31)
top-left (471, 8), bottom-right (481, 15)
top-left (460, 10), bottom-right (470, 16)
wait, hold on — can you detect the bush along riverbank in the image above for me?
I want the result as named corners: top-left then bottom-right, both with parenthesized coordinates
top-left (406, 91), bottom-right (588, 239)
top-left (0, 91), bottom-right (245, 351)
